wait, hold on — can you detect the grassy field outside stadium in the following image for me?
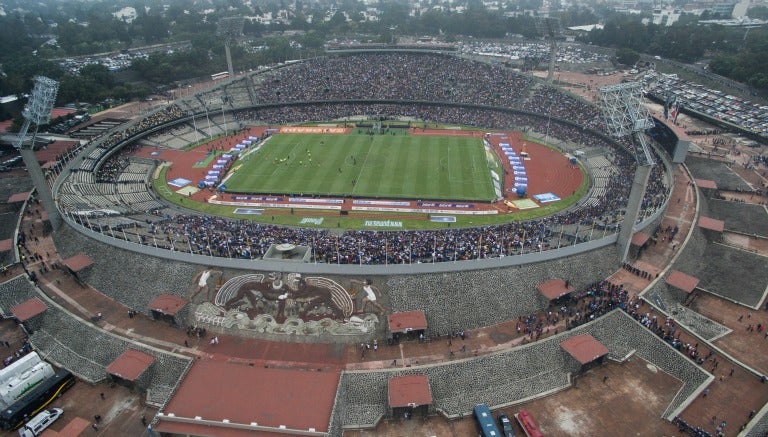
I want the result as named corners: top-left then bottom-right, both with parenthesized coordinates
top-left (222, 132), bottom-right (498, 202)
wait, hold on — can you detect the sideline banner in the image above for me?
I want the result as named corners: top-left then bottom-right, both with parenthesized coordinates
top-left (279, 126), bottom-right (348, 134)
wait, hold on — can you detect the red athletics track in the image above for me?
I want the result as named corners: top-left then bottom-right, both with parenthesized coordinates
top-left (134, 126), bottom-right (584, 218)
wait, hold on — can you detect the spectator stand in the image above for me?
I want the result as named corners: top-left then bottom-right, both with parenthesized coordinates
top-left (10, 297), bottom-right (48, 334)
top-left (148, 294), bottom-right (188, 327)
top-left (106, 349), bottom-right (155, 391)
top-left (536, 278), bottom-right (575, 304)
top-left (559, 333), bottom-right (609, 375)
top-left (387, 311), bottom-right (427, 343)
top-left (388, 374), bottom-right (432, 420)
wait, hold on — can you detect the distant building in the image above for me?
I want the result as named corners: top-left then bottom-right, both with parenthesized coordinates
top-left (648, 9), bottom-right (685, 26)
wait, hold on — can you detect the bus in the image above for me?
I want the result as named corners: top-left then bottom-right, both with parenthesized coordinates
top-left (0, 353), bottom-right (45, 387)
top-left (0, 357), bottom-right (54, 406)
top-left (474, 404), bottom-right (502, 437)
top-left (0, 369), bottom-right (75, 431)
top-left (515, 410), bottom-right (544, 437)
top-left (211, 71), bottom-right (229, 81)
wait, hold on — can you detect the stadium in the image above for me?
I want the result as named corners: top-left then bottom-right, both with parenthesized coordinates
top-left (1, 50), bottom-right (768, 436)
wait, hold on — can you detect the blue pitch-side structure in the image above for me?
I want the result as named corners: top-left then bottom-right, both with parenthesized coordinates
top-left (500, 142), bottom-right (528, 198)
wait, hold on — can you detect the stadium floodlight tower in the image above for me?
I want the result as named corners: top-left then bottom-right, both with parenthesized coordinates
top-left (598, 81), bottom-right (655, 262)
top-left (14, 76), bottom-right (63, 231)
top-left (216, 16), bottom-right (244, 79)
top-left (534, 16), bottom-right (561, 82)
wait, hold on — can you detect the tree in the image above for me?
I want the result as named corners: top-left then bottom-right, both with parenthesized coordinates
top-left (616, 48), bottom-right (640, 66)
top-left (131, 11), bottom-right (169, 43)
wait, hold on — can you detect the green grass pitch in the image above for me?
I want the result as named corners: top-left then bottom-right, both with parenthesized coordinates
top-left (222, 132), bottom-right (497, 201)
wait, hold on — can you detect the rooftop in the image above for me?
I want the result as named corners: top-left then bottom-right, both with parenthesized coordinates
top-left (106, 349), bottom-right (155, 381)
top-left (157, 359), bottom-right (339, 434)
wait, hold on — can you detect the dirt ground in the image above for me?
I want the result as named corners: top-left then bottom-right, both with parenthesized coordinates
top-left (343, 357), bottom-right (683, 437)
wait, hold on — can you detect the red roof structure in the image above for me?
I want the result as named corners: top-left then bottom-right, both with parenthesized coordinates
top-left (665, 270), bottom-right (700, 294)
top-left (7, 192), bottom-right (30, 203)
top-left (0, 239), bottom-right (12, 252)
top-left (536, 278), bottom-right (575, 300)
top-left (62, 254), bottom-right (94, 272)
top-left (148, 294), bottom-right (188, 316)
top-left (695, 179), bottom-right (718, 190)
top-left (631, 232), bottom-right (650, 247)
top-left (0, 120), bottom-right (12, 134)
top-left (11, 297), bottom-right (48, 322)
top-left (698, 216), bottom-right (725, 233)
top-left (388, 374), bottom-right (432, 408)
top-left (560, 334), bottom-right (609, 365)
top-left (106, 349), bottom-right (155, 381)
top-left (387, 311), bottom-right (428, 333)
top-left (35, 140), bottom-right (79, 165)
top-left (50, 107), bottom-right (75, 119)
top-left (155, 359), bottom-right (339, 436)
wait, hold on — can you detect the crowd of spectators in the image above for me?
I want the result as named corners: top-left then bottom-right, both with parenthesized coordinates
top-left (55, 52), bottom-right (674, 265)
top-left (95, 143), bottom-right (142, 183)
top-left (59, 105), bottom-right (185, 177)
top-left (564, 281), bottom-right (630, 329)
top-left (144, 214), bottom-right (554, 264)
top-left (248, 53), bottom-right (533, 108)
top-left (99, 105), bottom-right (185, 149)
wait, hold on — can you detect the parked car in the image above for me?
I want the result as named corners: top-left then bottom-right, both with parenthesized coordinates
top-left (498, 413), bottom-right (515, 437)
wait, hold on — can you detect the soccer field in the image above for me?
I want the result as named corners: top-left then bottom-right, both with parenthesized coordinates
top-left (223, 132), bottom-right (498, 201)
